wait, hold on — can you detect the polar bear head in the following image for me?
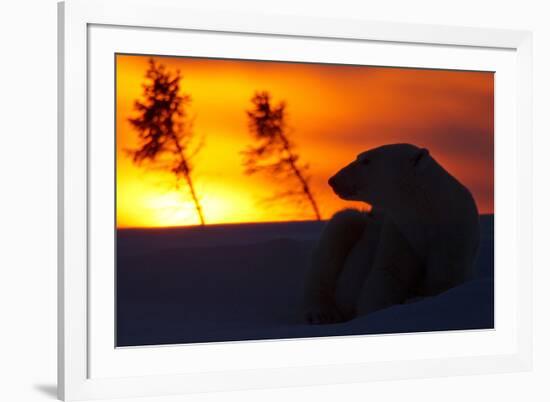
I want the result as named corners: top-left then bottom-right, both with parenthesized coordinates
top-left (328, 143), bottom-right (429, 206)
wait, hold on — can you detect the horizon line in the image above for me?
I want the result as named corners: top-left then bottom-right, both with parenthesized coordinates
top-left (117, 213), bottom-right (495, 231)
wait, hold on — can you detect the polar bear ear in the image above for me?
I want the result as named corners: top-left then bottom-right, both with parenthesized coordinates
top-left (412, 148), bottom-right (429, 167)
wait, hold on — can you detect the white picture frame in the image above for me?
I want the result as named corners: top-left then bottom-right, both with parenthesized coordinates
top-left (58, 0), bottom-right (533, 400)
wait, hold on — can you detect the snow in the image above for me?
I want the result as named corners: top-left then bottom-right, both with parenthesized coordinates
top-left (116, 216), bottom-right (493, 346)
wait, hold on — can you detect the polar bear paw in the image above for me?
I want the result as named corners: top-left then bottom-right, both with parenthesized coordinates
top-left (305, 303), bottom-right (347, 325)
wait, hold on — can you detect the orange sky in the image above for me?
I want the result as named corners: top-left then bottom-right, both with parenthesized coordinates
top-left (116, 54), bottom-right (494, 228)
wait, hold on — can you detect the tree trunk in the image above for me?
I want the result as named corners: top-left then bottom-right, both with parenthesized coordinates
top-left (293, 168), bottom-right (322, 221)
top-left (170, 133), bottom-right (206, 226)
top-left (279, 134), bottom-right (322, 221)
top-left (183, 172), bottom-right (205, 226)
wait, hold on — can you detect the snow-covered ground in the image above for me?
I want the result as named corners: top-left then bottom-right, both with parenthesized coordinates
top-left (116, 215), bottom-right (493, 346)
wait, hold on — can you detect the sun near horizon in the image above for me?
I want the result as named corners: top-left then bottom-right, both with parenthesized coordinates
top-left (116, 54), bottom-right (494, 228)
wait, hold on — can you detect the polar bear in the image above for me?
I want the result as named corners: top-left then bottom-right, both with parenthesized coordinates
top-left (304, 143), bottom-right (480, 325)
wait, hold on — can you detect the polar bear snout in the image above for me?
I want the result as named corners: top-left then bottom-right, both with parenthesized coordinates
top-left (329, 172), bottom-right (357, 200)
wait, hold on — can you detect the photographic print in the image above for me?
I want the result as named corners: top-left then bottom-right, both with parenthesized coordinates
top-left (115, 54), bottom-right (494, 347)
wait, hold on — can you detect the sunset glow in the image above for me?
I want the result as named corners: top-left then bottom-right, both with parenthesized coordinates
top-left (116, 54), bottom-right (494, 228)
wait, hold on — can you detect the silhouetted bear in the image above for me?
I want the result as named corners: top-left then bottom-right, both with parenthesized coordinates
top-left (304, 144), bottom-right (480, 324)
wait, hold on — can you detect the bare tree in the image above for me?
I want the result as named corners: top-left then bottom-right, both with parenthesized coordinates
top-left (128, 58), bottom-right (205, 225)
top-left (243, 91), bottom-right (321, 221)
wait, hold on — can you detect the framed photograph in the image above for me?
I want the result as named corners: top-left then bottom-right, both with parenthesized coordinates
top-left (58, 0), bottom-right (533, 400)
